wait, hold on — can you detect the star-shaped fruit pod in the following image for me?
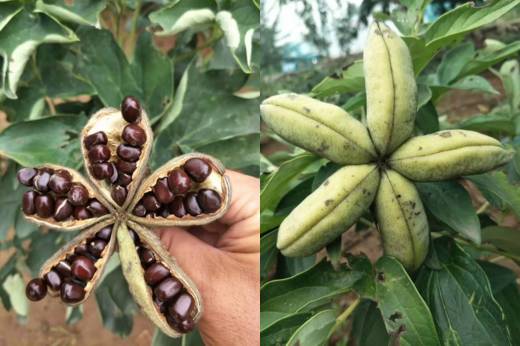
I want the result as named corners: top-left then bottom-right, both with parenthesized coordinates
top-left (20, 96), bottom-right (231, 337)
top-left (260, 22), bottom-right (513, 271)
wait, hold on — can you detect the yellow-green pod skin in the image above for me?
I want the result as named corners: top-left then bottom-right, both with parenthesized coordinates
top-left (364, 22), bottom-right (417, 155)
top-left (376, 170), bottom-right (429, 272)
top-left (277, 164), bottom-right (380, 257)
top-left (389, 130), bottom-right (514, 181)
top-left (260, 93), bottom-right (376, 165)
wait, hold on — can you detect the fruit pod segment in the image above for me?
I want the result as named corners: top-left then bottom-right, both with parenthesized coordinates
top-left (364, 22), bottom-right (417, 155)
top-left (260, 93), bottom-right (377, 165)
top-left (81, 107), bottom-right (154, 210)
top-left (388, 130), bottom-right (515, 181)
top-left (375, 170), bottom-right (429, 272)
top-left (118, 221), bottom-right (203, 337)
top-left (38, 219), bottom-right (117, 304)
top-left (23, 164), bottom-right (114, 231)
top-left (277, 164), bottom-right (380, 257)
top-left (128, 153), bottom-right (232, 227)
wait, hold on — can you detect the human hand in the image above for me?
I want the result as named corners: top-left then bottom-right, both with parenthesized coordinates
top-left (156, 170), bottom-right (259, 345)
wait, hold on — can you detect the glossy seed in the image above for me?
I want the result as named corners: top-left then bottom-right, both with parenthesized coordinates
top-left (26, 278), bottom-right (47, 301)
top-left (88, 239), bottom-right (107, 257)
top-left (74, 207), bottom-right (92, 220)
top-left (116, 172), bottom-right (132, 186)
top-left (84, 131), bottom-right (107, 150)
top-left (167, 169), bottom-right (192, 195)
top-left (168, 196), bottom-right (187, 218)
top-left (88, 145), bottom-right (111, 163)
top-left (67, 185), bottom-right (89, 207)
top-left (71, 256), bottom-right (96, 281)
top-left (122, 124), bottom-right (147, 147)
top-left (49, 172), bottom-right (72, 195)
top-left (108, 163), bottom-right (119, 184)
top-left (197, 189), bottom-right (222, 213)
top-left (143, 193), bottom-right (161, 212)
top-left (55, 261), bottom-right (72, 277)
top-left (60, 281), bottom-right (85, 303)
top-left (86, 199), bottom-right (109, 216)
top-left (144, 263), bottom-right (170, 286)
top-left (44, 270), bottom-right (62, 291)
top-left (153, 178), bottom-right (174, 204)
top-left (183, 158), bottom-right (211, 183)
top-left (115, 159), bottom-right (137, 174)
top-left (138, 247), bottom-right (155, 268)
top-left (22, 191), bottom-right (36, 215)
top-left (91, 162), bottom-right (114, 180)
top-left (121, 96), bottom-right (141, 123)
top-left (154, 277), bottom-right (182, 303)
top-left (54, 198), bottom-right (73, 221)
top-left (133, 203), bottom-right (147, 217)
top-left (177, 318), bottom-right (195, 333)
top-left (111, 185), bottom-right (127, 206)
top-left (96, 226), bottom-right (113, 241)
top-left (129, 229), bottom-right (140, 244)
top-left (117, 144), bottom-right (141, 162)
top-left (33, 171), bottom-right (51, 192)
top-left (74, 243), bottom-right (91, 258)
top-left (168, 293), bottom-right (194, 320)
top-left (35, 195), bottom-right (54, 218)
top-left (17, 168), bottom-right (37, 186)
top-left (184, 193), bottom-right (201, 216)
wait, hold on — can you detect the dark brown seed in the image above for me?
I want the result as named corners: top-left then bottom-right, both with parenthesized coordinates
top-left (60, 281), bottom-right (85, 303)
top-left (44, 270), bottom-right (62, 291)
top-left (184, 193), bottom-right (201, 216)
top-left (111, 185), bottom-right (127, 206)
top-left (154, 277), bottom-right (182, 302)
top-left (177, 318), bottom-right (195, 333)
top-left (197, 189), bottom-right (222, 213)
top-left (17, 168), bottom-right (37, 186)
top-left (74, 207), bottom-right (92, 220)
top-left (55, 261), bottom-right (72, 277)
top-left (115, 159), bottom-right (137, 174)
top-left (117, 144), bottom-right (141, 162)
top-left (67, 185), bottom-right (89, 206)
top-left (168, 196), bottom-right (187, 218)
top-left (86, 199), bottom-right (109, 216)
top-left (167, 169), bottom-right (192, 195)
top-left (35, 195), bottom-right (54, 218)
top-left (144, 263), bottom-right (170, 286)
top-left (129, 229), bottom-right (140, 244)
top-left (91, 163), bottom-right (114, 180)
top-left (87, 239), bottom-right (107, 257)
top-left (116, 172), bottom-right (132, 186)
top-left (88, 145), bottom-right (111, 163)
top-left (122, 124), bottom-right (147, 147)
top-left (49, 172), bottom-right (72, 195)
top-left (107, 163), bottom-right (119, 184)
top-left (121, 96), bottom-right (141, 123)
top-left (74, 243), bottom-right (91, 257)
top-left (154, 295), bottom-right (168, 313)
top-left (96, 226), bottom-right (113, 241)
top-left (33, 171), bottom-right (51, 192)
top-left (139, 247), bottom-right (155, 268)
top-left (143, 193), bottom-right (161, 211)
top-left (22, 191), bottom-right (36, 215)
top-left (84, 131), bottom-right (107, 150)
top-left (153, 178), bottom-right (174, 204)
top-left (26, 278), bottom-right (47, 301)
top-left (71, 256), bottom-right (96, 281)
top-left (183, 158), bottom-right (211, 183)
top-left (133, 203), bottom-right (146, 217)
top-left (54, 198), bottom-right (73, 221)
top-left (168, 293), bottom-right (194, 320)
top-left (158, 207), bottom-right (170, 218)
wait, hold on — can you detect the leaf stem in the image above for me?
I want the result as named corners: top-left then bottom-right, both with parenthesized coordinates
top-left (127, 0), bottom-right (142, 55)
top-left (330, 296), bottom-right (360, 335)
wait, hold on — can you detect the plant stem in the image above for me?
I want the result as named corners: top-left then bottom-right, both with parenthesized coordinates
top-left (127, 0), bottom-right (142, 55)
top-left (476, 201), bottom-right (490, 215)
top-left (330, 297), bottom-right (360, 335)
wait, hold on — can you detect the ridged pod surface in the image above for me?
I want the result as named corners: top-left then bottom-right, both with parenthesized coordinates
top-left (364, 22), bottom-right (417, 155)
top-left (375, 170), bottom-right (429, 271)
top-left (277, 164), bottom-right (380, 257)
top-left (260, 93), bottom-right (376, 164)
top-left (389, 130), bottom-right (514, 181)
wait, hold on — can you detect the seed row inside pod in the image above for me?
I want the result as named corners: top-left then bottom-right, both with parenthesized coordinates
top-left (26, 225), bottom-right (113, 303)
top-left (132, 158), bottom-right (221, 218)
top-left (18, 167), bottom-right (109, 221)
top-left (129, 229), bottom-right (196, 333)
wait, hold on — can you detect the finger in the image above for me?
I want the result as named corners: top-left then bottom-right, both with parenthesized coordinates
top-left (219, 170), bottom-right (260, 226)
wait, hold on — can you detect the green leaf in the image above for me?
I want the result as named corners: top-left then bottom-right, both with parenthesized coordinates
top-left (417, 180), bottom-right (481, 244)
top-left (310, 61), bottom-right (364, 98)
top-left (407, 0), bottom-right (520, 74)
top-left (311, 162), bottom-right (341, 191)
top-left (416, 101), bottom-right (439, 134)
top-left (14, 210), bottom-right (37, 239)
top-left (277, 255), bottom-right (316, 279)
top-left (431, 75), bottom-right (499, 98)
top-left (149, 0), bottom-right (217, 36)
top-left (468, 172), bottom-right (520, 219)
top-left (261, 312), bottom-right (313, 346)
top-left (286, 309), bottom-right (337, 346)
top-left (260, 230), bottom-right (278, 283)
top-left (0, 85), bottom-right (46, 122)
top-left (261, 260), bottom-right (362, 330)
top-left (75, 26), bottom-right (141, 108)
top-left (437, 42), bottom-right (475, 85)
top-left (260, 153), bottom-right (320, 213)
top-left (0, 2), bottom-right (22, 31)
top-left (0, 115), bottom-right (85, 167)
top-left (459, 112), bottom-right (516, 136)
top-left (26, 231), bottom-right (71, 277)
top-left (326, 237), bottom-right (342, 269)
top-left (416, 238), bottom-right (511, 346)
top-left (2, 273), bottom-right (28, 317)
top-left (95, 257), bottom-right (138, 337)
top-left (132, 32), bottom-right (174, 120)
top-left (350, 300), bottom-right (389, 346)
top-left (35, 0), bottom-right (107, 26)
top-left (375, 256), bottom-right (440, 346)
top-left (0, 164), bottom-right (24, 240)
top-left (65, 305), bottom-right (83, 325)
top-left (481, 226), bottom-right (520, 257)
top-left (499, 59), bottom-right (520, 113)
top-left (461, 40), bottom-right (520, 77)
top-left (0, 10), bottom-right (78, 98)
top-left (152, 328), bottom-right (204, 346)
top-left (416, 83), bottom-right (432, 110)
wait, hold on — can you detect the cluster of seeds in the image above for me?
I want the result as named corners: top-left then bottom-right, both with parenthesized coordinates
top-left (17, 167), bottom-right (108, 221)
top-left (25, 226), bottom-right (113, 303)
top-left (132, 158), bottom-right (222, 218)
top-left (129, 230), bottom-right (195, 333)
top-left (84, 96), bottom-right (147, 206)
